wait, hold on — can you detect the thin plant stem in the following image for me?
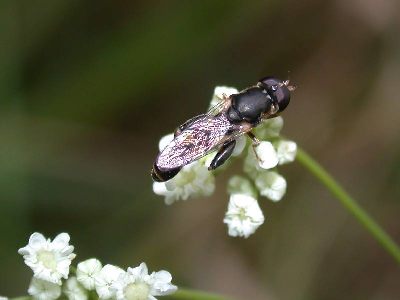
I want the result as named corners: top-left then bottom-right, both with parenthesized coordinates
top-left (296, 147), bottom-right (400, 264)
top-left (165, 288), bottom-right (230, 300)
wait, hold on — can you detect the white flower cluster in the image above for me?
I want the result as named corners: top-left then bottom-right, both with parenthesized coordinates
top-left (153, 86), bottom-right (297, 238)
top-left (17, 232), bottom-right (177, 300)
top-left (153, 134), bottom-right (215, 205)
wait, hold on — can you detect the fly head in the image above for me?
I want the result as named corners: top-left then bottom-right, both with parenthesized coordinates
top-left (258, 76), bottom-right (292, 113)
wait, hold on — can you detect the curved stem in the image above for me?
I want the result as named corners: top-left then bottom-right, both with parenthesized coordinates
top-left (296, 147), bottom-right (400, 264)
top-left (166, 288), bottom-right (230, 300)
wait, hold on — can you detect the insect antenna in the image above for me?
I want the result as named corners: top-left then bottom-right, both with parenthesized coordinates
top-left (282, 71), bottom-right (297, 92)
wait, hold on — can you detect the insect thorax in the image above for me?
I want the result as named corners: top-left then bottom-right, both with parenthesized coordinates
top-left (229, 87), bottom-right (272, 124)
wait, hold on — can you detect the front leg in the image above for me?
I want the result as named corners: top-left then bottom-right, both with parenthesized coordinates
top-left (208, 139), bottom-right (236, 171)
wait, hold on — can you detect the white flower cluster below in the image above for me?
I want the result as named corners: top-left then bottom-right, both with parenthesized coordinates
top-left (17, 232), bottom-right (177, 300)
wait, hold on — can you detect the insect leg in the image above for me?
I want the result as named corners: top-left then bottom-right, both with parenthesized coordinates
top-left (247, 132), bottom-right (260, 145)
top-left (218, 93), bottom-right (228, 101)
top-left (208, 139), bottom-right (236, 171)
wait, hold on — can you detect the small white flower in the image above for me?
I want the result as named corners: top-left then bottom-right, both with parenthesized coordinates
top-left (112, 263), bottom-right (177, 300)
top-left (243, 147), bottom-right (262, 179)
top-left (95, 264), bottom-right (125, 300)
top-left (254, 141), bottom-right (279, 169)
top-left (227, 176), bottom-right (256, 198)
top-left (0, 296), bottom-right (8, 300)
top-left (18, 232), bottom-right (76, 285)
top-left (224, 194), bottom-right (265, 238)
top-left (209, 86), bottom-right (239, 109)
top-left (275, 140), bottom-right (297, 164)
top-left (64, 277), bottom-right (88, 300)
top-left (28, 277), bottom-right (61, 300)
top-left (254, 116), bottom-right (284, 139)
top-left (77, 258), bottom-right (102, 290)
top-left (153, 161), bottom-right (215, 205)
top-left (255, 171), bottom-right (287, 202)
top-left (158, 134), bottom-right (174, 151)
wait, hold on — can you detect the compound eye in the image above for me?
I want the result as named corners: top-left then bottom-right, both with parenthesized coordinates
top-left (259, 76), bottom-right (281, 89)
top-left (259, 76), bottom-right (291, 113)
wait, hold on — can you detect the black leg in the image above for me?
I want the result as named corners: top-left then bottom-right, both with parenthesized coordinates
top-left (246, 131), bottom-right (260, 145)
top-left (208, 139), bottom-right (236, 171)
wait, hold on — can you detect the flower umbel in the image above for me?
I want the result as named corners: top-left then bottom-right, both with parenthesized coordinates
top-left (18, 232), bottom-right (178, 300)
top-left (18, 232), bottom-right (76, 285)
top-left (112, 263), bottom-right (177, 300)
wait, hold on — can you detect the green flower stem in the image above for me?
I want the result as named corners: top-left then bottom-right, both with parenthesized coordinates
top-left (70, 265), bottom-right (77, 274)
top-left (11, 288), bottom-right (230, 300)
top-left (166, 288), bottom-right (230, 300)
top-left (296, 147), bottom-right (400, 264)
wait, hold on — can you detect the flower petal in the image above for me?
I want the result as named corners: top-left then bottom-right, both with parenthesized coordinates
top-left (254, 141), bottom-right (279, 169)
top-left (29, 233), bottom-right (47, 250)
top-left (77, 258), bottom-right (102, 290)
top-left (158, 134), bottom-right (174, 151)
top-left (255, 171), bottom-right (287, 201)
top-left (28, 278), bottom-right (61, 300)
top-left (153, 182), bottom-right (168, 196)
top-left (224, 194), bottom-right (264, 238)
top-left (209, 86), bottom-right (239, 109)
top-left (275, 140), bottom-right (297, 164)
top-left (232, 135), bottom-right (247, 157)
top-left (254, 116), bottom-right (284, 139)
top-left (64, 277), bottom-right (88, 300)
top-left (51, 233), bottom-right (71, 251)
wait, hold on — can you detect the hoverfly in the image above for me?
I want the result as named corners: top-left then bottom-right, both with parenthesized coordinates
top-left (151, 77), bottom-right (295, 182)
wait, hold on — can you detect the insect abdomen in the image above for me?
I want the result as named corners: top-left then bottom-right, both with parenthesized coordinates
top-left (151, 163), bottom-right (181, 182)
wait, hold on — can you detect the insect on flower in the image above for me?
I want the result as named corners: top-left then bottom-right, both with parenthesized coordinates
top-left (151, 77), bottom-right (295, 182)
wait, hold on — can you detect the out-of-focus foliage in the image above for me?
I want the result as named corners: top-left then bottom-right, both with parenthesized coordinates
top-left (1, 0), bottom-right (399, 299)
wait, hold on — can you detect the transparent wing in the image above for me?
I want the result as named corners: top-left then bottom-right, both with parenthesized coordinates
top-left (206, 96), bottom-right (231, 116)
top-left (156, 113), bottom-right (247, 170)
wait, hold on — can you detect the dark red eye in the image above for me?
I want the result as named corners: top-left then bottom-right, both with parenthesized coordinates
top-left (259, 76), bottom-right (291, 112)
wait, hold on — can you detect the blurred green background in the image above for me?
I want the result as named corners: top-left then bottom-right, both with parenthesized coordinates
top-left (1, 0), bottom-right (399, 299)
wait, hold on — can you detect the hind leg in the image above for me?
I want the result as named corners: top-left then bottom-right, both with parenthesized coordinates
top-left (208, 140), bottom-right (236, 171)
